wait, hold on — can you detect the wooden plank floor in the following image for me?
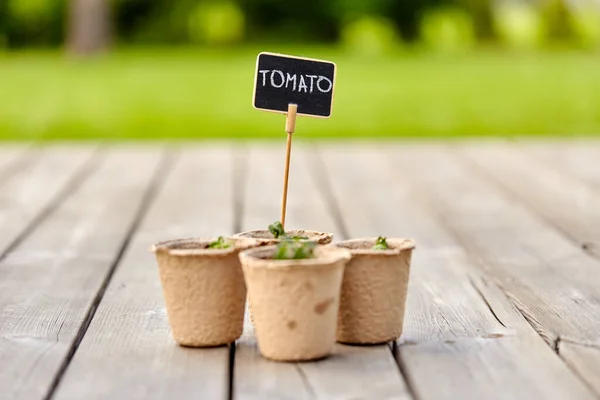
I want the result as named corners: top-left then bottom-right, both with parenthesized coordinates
top-left (1, 141), bottom-right (599, 400)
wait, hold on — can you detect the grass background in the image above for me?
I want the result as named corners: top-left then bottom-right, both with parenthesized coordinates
top-left (1, 47), bottom-right (599, 141)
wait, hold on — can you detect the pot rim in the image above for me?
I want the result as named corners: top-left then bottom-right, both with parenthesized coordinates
top-left (232, 229), bottom-right (333, 242)
top-left (239, 245), bottom-right (350, 270)
top-left (333, 238), bottom-right (416, 256)
top-left (151, 237), bottom-right (258, 257)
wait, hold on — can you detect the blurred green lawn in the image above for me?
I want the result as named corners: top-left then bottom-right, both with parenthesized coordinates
top-left (1, 47), bottom-right (599, 141)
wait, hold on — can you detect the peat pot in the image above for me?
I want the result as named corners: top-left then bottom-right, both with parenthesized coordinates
top-left (334, 238), bottom-right (416, 344)
top-left (152, 237), bottom-right (257, 347)
top-left (233, 229), bottom-right (333, 324)
top-left (239, 245), bottom-right (351, 361)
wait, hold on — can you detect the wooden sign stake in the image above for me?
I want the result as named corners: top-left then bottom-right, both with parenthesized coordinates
top-left (280, 103), bottom-right (297, 229)
top-left (252, 52), bottom-right (336, 229)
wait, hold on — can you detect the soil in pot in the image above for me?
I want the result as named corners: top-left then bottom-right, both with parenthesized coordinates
top-left (334, 237), bottom-right (415, 345)
top-left (152, 237), bottom-right (255, 347)
top-left (239, 242), bottom-right (351, 362)
top-left (233, 221), bottom-right (333, 245)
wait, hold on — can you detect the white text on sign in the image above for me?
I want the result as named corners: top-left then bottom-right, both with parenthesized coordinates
top-left (258, 70), bottom-right (333, 94)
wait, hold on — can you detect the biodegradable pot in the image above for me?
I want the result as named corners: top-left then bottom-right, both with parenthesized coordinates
top-left (152, 237), bottom-right (257, 347)
top-left (233, 229), bottom-right (333, 245)
top-left (239, 245), bottom-right (351, 362)
top-left (233, 229), bottom-right (333, 325)
top-left (334, 238), bottom-right (416, 345)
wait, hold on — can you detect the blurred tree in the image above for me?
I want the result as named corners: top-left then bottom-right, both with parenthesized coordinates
top-left (340, 15), bottom-right (402, 56)
top-left (568, 2), bottom-right (600, 48)
top-left (492, 0), bottom-right (546, 49)
top-left (188, 1), bottom-right (245, 45)
top-left (540, 0), bottom-right (572, 41)
top-left (330, 0), bottom-right (393, 21)
top-left (114, 0), bottom-right (160, 42)
top-left (114, 0), bottom-right (199, 43)
top-left (2, 0), bottom-right (597, 50)
top-left (239, 0), bottom-right (338, 42)
top-left (0, 1), bottom-right (7, 48)
top-left (388, 0), bottom-right (443, 40)
top-left (4, 0), bottom-right (65, 47)
top-left (67, 0), bottom-right (111, 54)
top-left (420, 7), bottom-right (476, 52)
top-left (457, 0), bottom-right (493, 38)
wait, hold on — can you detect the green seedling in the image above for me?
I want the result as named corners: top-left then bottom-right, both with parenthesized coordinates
top-left (208, 236), bottom-right (231, 249)
top-left (289, 234), bottom-right (309, 240)
top-left (372, 236), bottom-right (390, 250)
top-left (274, 238), bottom-right (316, 260)
top-left (268, 221), bottom-right (308, 240)
top-left (269, 221), bottom-right (285, 238)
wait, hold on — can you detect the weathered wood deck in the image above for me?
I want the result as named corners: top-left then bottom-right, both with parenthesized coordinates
top-left (1, 140), bottom-right (600, 400)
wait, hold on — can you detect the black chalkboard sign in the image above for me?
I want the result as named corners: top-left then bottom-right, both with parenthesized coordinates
top-left (252, 52), bottom-right (336, 118)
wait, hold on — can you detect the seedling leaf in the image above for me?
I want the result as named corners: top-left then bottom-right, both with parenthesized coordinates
top-left (372, 236), bottom-right (389, 250)
top-left (267, 221), bottom-right (309, 240)
top-left (208, 236), bottom-right (231, 249)
top-left (268, 221), bottom-right (285, 238)
top-left (289, 235), bottom-right (309, 240)
top-left (274, 239), bottom-right (316, 260)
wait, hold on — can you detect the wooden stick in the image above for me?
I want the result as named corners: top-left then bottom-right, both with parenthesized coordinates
top-left (281, 103), bottom-right (297, 229)
top-left (285, 103), bottom-right (297, 134)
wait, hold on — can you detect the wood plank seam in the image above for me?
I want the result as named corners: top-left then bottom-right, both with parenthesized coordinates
top-left (409, 144), bottom-right (600, 397)
top-left (312, 145), bottom-right (416, 400)
top-left (510, 141), bottom-right (600, 260)
top-left (455, 143), bottom-right (600, 260)
top-left (228, 343), bottom-right (236, 400)
top-left (449, 141), bottom-right (600, 396)
top-left (0, 147), bottom-right (165, 399)
top-left (0, 146), bottom-right (102, 264)
top-left (450, 143), bottom-right (600, 349)
top-left (42, 148), bottom-right (176, 400)
top-left (560, 338), bottom-right (600, 352)
top-left (558, 338), bottom-right (600, 396)
top-left (231, 144), bottom-right (248, 400)
top-left (502, 287), bottom-right (556, 347)
top-left (414, 203), bottom-right (598, 398)
top-left (411, 155), bottom-right (558, 348)
top-left (556, 336), bottom-right (562, 353)
top-left (467, 269), bottom-right (599, 398)
top-left (311, 143), bottom-right (600, 399)
top-left (51, 146), bottom-right (231, 400)
top-left (517, 141), bottom-right (600, 190)
top-left (391, 343), bottom-right (420, 400)
top-left (467, 276), bottom-right (508, 329)
top-left (295, 364), bottom-right (317, 400)
top-left (232, 146), bottom-right (248, 235)
top-left (450, 143), bottom-right (587, 254)
top-left (391, 350), bottom-right (420, 400)
top-left (554, 337), bottom-right (600, 399)
top-left (309, 145), bottom-right (350, 240)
